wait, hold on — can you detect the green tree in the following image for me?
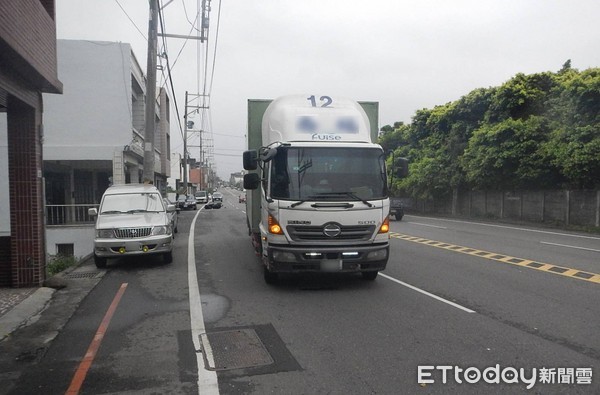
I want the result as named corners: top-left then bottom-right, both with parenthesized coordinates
top-left (462, 117), bottom-right (559, 189)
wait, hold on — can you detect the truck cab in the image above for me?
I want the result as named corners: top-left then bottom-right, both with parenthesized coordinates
top-left (243, 95), bottom-right (395, 283)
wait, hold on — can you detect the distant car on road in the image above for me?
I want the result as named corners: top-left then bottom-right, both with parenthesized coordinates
top-left (205, 192), bottom-right (223, 209)
top-left (178, 195), bottom-right (197, 210)
top-left (390, 197), bottom-right (404, 221)
top-left (194, 190), bottom-right (208, 204)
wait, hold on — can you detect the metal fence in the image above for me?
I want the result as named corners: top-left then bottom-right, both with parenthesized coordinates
top-left (402, 190), bottom-right (600, 229)
top-left (46, 204), bottom-right (99, 226)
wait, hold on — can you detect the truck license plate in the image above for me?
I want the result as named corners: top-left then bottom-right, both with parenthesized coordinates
top-left (321, 259), bottom-right (342, 272)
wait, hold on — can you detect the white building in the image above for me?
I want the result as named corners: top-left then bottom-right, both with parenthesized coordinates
top-left (42, 40), bottom-right (171, 259)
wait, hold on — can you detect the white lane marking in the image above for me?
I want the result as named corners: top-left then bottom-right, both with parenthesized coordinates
top-left (188, 208), bottom-right (219, 394)
top-left (379, 273), bottom-right (476, 314)
top-left (540, 241), bottom-right (600, 253)
top-left (407, 216), bottom-right (600, 241)
top-left (407, 222), bottom-right (448, 229)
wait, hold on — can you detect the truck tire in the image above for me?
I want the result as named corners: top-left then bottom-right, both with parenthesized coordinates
top-left (94, 254), bottom-right (107, 269)
top-left (164, 251), bottom-right (173, 264)
top-left (395, 213), bottom-right (403, 221)
top-left (362, 271), bottom-right (378, 281)
top-left (264, 266), bottom-right (278, 284)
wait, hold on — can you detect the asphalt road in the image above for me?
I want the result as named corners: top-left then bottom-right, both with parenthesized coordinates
top-left (4, 189), bottom-right (599, 394)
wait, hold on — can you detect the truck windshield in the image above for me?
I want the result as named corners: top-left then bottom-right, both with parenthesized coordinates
top-left (270, 147), bottom-right (387, 201)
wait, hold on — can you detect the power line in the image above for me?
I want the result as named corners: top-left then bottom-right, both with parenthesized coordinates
top-left (115, 0), bottom-right (147, 41)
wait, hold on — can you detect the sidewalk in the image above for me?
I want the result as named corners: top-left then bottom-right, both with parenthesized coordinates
top-left (0, 256), bottom-right (104, 342)
top-left (0, 257), bottom-right (105, 394)
top-left (0, 287), bottom-right (55, 341)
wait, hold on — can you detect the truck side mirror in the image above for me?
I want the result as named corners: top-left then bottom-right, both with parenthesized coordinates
top-left (396, 157), bottom-right (409, 178)
top-left (88, 207), bottom-right (98, 217)
top-left (243, 150), bottom-right (258, 170)
top-left (243, 173), bottom-right (260, 190)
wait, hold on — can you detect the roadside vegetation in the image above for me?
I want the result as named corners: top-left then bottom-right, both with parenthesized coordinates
top-left (380, 61), bottom-right (600, 200)
top-left (46, 254), bottom-right (78, 276)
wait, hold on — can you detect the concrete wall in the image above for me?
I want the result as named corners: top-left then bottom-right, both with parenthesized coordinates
top-left (406, 189), bottom-right (600, 229)
top-left (46, 226), bottom-right (94, 259)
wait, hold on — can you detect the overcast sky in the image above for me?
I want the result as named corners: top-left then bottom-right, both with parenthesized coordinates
top-left (56, 0), bottom-right (600, 179)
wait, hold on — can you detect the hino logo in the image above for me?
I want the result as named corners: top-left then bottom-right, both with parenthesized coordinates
top-left (323, 223), bottom-right (342, 238)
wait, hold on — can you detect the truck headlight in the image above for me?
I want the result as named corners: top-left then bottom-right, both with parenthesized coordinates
top-left (96, 229), bottom-right (115, 238)
top-left (151, 225), bottom-right (171, 235)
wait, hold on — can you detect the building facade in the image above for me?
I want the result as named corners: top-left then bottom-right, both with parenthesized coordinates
top-left (0, 0), bottom-right (63, 287)
top-left (42, 40), bottom-right (171, 259)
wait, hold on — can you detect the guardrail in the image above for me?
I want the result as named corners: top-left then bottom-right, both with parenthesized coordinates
top-left (46, 204), bottom-right (99, 226)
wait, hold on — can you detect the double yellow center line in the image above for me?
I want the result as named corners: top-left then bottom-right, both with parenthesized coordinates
top-left (389, 232), bottom-right (600, 284)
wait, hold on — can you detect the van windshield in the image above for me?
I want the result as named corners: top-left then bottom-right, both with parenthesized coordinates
top-left (100, 193), bottom-right (164, 214)
top-left (195, 191), bottom-right (206, 197)
top-left (270, 146), bottom-right (387, 201)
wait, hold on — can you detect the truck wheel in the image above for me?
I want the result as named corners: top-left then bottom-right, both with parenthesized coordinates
top-left (395, 213), bottom-right (403, 221)
top-left (362, 271), bottom-right (378, 281)
top-left (264, 266), bottom-right (278, 285)
top-left (94, 254), bottom-right (107, 269)
top-left (164, 251), bottom-right (173, 264)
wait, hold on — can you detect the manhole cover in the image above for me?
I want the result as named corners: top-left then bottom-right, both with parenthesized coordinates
top-left (200, 329), bottom-right (274, 371)
top-left (64, 271), bottom-right (102, 279)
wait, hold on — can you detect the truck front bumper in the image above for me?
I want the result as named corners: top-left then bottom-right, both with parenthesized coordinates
top-left (266, 243), bottom-right (389, 273)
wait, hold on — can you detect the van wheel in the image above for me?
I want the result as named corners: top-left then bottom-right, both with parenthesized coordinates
top-left (264, 266), bottom-right (278, 285)
top-left (395, 213), bottom-right (403, 221)
top-left (362, 271), bottom-right (378, 281)
top-left (164, 251), bottom-right (173, 264)
top-left (94, 254), bottom-right (107, 269)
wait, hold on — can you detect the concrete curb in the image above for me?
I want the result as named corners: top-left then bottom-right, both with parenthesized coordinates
top-left (0, 287), bottom-right (56, 341)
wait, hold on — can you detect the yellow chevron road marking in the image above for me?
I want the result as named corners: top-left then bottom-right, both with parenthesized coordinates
top-left (389, 232), bottom-right (600, 284)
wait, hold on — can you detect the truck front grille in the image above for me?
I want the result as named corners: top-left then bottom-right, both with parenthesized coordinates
top-left (287, 225), bottom-right (375, 241)
top-left (115, 227), bottom-right (152, 239)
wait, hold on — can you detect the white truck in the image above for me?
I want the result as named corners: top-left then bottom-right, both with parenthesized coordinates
top-left (243, 94), bottom-right (404, 283)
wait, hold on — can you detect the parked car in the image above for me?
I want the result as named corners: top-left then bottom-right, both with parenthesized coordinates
top-left (239, 194), bottom-right (246, 203)
top-left (88, 184), bottom-right (175, 268)
top-left (194, 190), bottom-right (208, 204)
top-left (178, 194), bottom-right (197, 210)
top-left (163, 198), bottom-right (179, 235)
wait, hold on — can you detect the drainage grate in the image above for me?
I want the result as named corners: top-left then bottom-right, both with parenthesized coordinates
top-left (200, 329), bottom-right (274, 371)
top-left (63, 271), bottom-right (102, 279)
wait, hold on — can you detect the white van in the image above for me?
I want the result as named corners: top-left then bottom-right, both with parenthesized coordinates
top-left (89, 184), bottom-right (175, 268)
top-left (194, 190), bottom-right (208, 203)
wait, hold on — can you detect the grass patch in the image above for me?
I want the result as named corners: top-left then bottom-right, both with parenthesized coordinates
top-left (47, 254), bottom-right (78, 276)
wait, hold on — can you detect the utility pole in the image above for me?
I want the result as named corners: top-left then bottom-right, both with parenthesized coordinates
top-left (143, 0), bottom-right (158, 183)
top-left (182, 91), bottom-right (189, 194)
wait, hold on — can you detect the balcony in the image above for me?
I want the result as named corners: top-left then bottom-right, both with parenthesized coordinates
top-left (46, 204), bottom-right (99, 226)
